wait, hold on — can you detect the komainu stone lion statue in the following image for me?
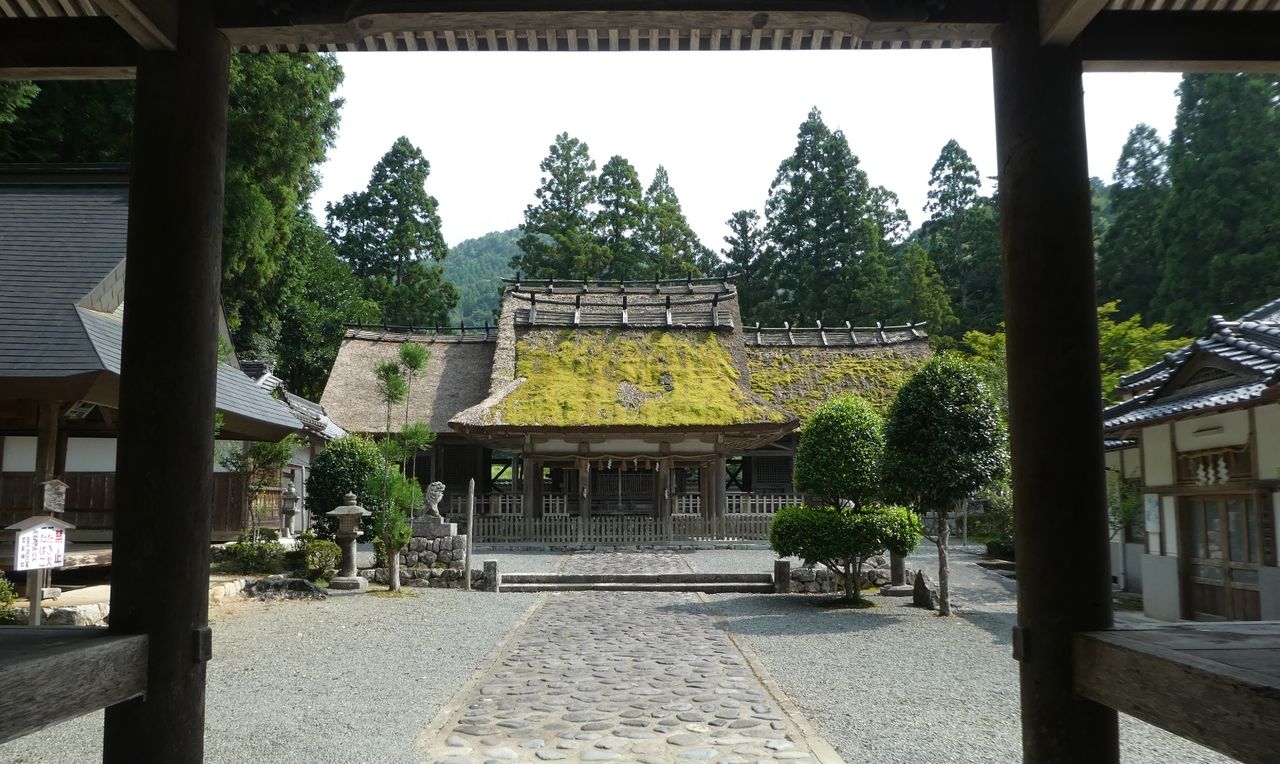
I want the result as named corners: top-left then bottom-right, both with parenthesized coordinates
top-left (424, 481), bottom-right (446, 517)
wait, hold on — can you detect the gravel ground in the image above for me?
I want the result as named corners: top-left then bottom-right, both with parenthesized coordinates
top-left (474, 548), bottom-right (568, 575)
top-left (0, 587), bottom-right (539, 764)
top-left (696, 546), bottom-right (1235, 764)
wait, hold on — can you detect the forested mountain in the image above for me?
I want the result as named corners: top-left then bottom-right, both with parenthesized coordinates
top-left (444, 229), bottom-right (519, 325)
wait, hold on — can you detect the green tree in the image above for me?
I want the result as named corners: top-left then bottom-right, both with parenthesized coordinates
top-left (595, 155), bottom-right (647, 279)
top-left (443, 229), bottom-right (519, 325)
top-left (763, 107), bottom-right (897, 323)
top-left (883, 356), bottom-right (1006, 615)
top-left (513, 133), bottom-right (603, 280)
top-left (1096, 124), bottom-right (1169, 320)
top-left (770, 504), bottom-right (920, 604)
top-left (307, 435), bottom-right (387, 540)
top-left (327, 137), bottom-right (457, 327)
top-left (0, 80), bottom-right (133, 162)
top-left (0, 81), bottom-right (38, 125)
top-left (720, 210), bottom-right (765, 315)
top-left (1157, 74), bottom-right (1280, 331)
top-left (275, 213), bottom-right (380, 398)
top-left (218, 434), bottom-right (304, 544)
top-left (917, 140), bottom-right (1002, 335)
top-left (794, 396), bottom-right (885, 511)
top-left (366, 469), bottom-right (418, 592)
top-left (894, 243), bottom-right (955, 334)
top-left (636, 165), bottom-right (711, 279)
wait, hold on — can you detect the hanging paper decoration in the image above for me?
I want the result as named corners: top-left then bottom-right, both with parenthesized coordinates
top-left (1216, 456), bottom-right (1230, 485)
top-left (1195, 460), bottom-right (1208, 486)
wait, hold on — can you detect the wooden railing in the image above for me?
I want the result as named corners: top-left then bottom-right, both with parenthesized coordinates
top-left (726, 493), bottom-right (803, 514)
top-left (471, 513), bottom-right (775, 544)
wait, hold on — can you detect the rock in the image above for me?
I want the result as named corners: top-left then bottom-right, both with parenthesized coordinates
top-left (248, 577), bottom-right (327, 600)
top-left (865, 567), bottom-right (891, 586)
top-left (912, 570), bottom-right (938, 610)
top-left (791, 567), bottom-right (816, 584)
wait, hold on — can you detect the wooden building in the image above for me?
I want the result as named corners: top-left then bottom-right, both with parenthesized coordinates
top-left (1103, 298), bottom-right (1280, 622)
top-left (3, 4), bottom-right (1278, 763)
top-left (0, 168), bottom-right (304, 541)
top-left (319, 278), bottom-right (929, 542)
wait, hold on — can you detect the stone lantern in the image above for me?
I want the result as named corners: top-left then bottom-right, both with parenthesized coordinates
top-left (280, 483), bottom-right (298, 538)
top-left (326, 492), bottom-right (370, 591)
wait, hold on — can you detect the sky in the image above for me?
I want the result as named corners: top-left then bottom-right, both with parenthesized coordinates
top-left (311, 50), bottom-right (1182, 250)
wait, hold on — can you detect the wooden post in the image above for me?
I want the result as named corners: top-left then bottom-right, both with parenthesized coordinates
top-left (578, 460), bottom-right (591, 543)
top-left (26, 400), bottom-right (60, 625)
top-left (102, 3), bottom-right (229, 761)
top-left (992, 5), bottom-right (1118, 762)
top-left (464, 478), bottom-right (475, 592)
top-left (715, 455), bottom-right (728, 539)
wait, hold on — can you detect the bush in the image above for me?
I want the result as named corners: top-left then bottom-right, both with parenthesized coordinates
top-left (793, 395), bottom-right (884, 510)
top-left (307, 435), bottom-right (389, 541)
top-left (770, 503), bottom-right (921, 602)
top-left (236, 526), bottom-right (278, 545)
top-left (226, 539), bottom-right (285, 573)
top-left (0, 572), bottom-right (18, 624)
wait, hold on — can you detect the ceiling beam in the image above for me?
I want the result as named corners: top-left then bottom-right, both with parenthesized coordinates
top-left (1038, 0), bottom-right (1106, 46)
top-left (1080, 11), bottom-right (1280, 74)
top-left (92, 0), bottom-right (178, 51)
top-left (0, 19), bottom-right (138, 80)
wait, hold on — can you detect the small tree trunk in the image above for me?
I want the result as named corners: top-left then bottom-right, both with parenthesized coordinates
top-left (388, 543), bottom-right (401, 592)
top-left (937, 507), bottom-right (951, 616)
top-left (844, 560), bottom-right (857, 603)
top-left (889, 550), bottom-right (906, 586)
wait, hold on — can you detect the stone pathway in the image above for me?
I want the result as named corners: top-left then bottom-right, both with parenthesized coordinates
top-left (422, 552), bottom-right (829, 763)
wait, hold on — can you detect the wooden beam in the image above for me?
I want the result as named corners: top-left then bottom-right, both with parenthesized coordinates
top-left (0, 627), bottom-right (148, 745)
top-left (1075, 626), bottom-right (1280, 764)
top-left (102, 2), bottom-right (228, 760)
top-left (1080, 11), bottom-right (1280, 73)
top-left (1038, 0), bottom-right (1105, 46)
top-left (0, 18), bottom-right (137, 80)
top-left (94, 0), bottom-right (178, 51)
top-left (992, 2), bottom-right (1119, 761)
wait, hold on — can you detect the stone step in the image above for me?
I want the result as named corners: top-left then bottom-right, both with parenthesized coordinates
top-left (500, 581), bottom-right (778, 593)
top-left (502, 572), bottom-right (773, 585)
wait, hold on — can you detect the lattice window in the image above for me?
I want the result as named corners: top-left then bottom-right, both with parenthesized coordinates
top-left (1181, 366), bottom-right (1236, 390)
top-left (753, 456), bottom-right (792, 490)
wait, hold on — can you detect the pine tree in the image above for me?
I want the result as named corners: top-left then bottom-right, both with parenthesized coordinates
top-left (1096, 124), bottom-right (1169, 320)
top-left (326, 136), bottom-right (457, 327)
top-left (918, 139), bottom-right (1002, 335)
top-left (513, 133), bottom-right (604, 280)
top-left (1156, 74), bottom-right (1280, 331)
top-left (636, 165), bottom-right (710, 279)
top-left (895, 243), bottom-right (955, 334)
top-left (595, 155), bottom-right (647, 279)
top-left (763, 107), bottom-right (891, 323)
top-left (721, 210), bottom-right (766, 320)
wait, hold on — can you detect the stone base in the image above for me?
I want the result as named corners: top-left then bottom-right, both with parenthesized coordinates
top-left (880, 584), bottom-right (914, 597)
top-left (411, 516), bottom-right (457, 538)
top-left (327, 576), bottom-right (368, 592)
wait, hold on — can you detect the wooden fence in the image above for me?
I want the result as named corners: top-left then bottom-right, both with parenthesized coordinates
top-left (471, 513), bottom-right (776, 544)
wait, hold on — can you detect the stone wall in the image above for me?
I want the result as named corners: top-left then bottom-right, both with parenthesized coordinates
top-left (788, 555), bottom-right (892, 594)
top-left (359, 534), bottom-right (487, 589)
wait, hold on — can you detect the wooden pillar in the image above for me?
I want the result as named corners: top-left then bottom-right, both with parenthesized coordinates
top-left (102, 4), bottom-right (229, 762)
top-left (992, 6), bottom-right (1118, 763)
top-left (715, 455), bottom-right (728, 538)
top-left (31, 401), bottom-right (59, 513)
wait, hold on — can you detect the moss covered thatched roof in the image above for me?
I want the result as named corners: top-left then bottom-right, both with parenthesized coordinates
top-left (746, 344), bottom-right (931, 423)
top-left (484, 328), bottom-right (789, 427)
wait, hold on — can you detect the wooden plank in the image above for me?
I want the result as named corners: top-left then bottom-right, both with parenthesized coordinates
top-left (0, 17), bottom-right (137, 79)
top-left (1038, 0), bottom-right (1106, 45)
top-left (1075, 628), bottom-right (1280, 764)
top-left (1080, 10), bottom-right (1280, 73)
top-left (94, 0), bottom-right (177, 50)
top-left (0, 627), bottom-right (148, 745)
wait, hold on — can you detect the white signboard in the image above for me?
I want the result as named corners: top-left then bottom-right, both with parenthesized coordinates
top-left (14, 523), bottom-right (66, 571)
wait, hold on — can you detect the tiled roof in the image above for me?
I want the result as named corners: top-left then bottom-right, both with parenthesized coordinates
top-left (1104, 298), bottom-right (1280, 430)
top-left (0, 180), bottom-right (129, 376)
top-left (1104, 439), bottom-right (1137, 450)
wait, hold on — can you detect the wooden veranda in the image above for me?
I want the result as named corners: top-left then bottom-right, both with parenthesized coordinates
top-left (1, 3), bottom-right (1279, 762)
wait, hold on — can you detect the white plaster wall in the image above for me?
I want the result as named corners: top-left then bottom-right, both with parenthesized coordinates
top-left (1121, 448), bottom-right (1141, 479)
top-left (1173, 410), bottom-right (1250, 451)
top-left (1105, 451), bottom-right (1120, 473)
top-left (1142, 554), bottom-right (1181, 621)
top-left (1161, 495), bottom-right (1178, 557)
top-left (64, 437), bottom-right (117, 472)
top-left (1142, 424), bottom-right (1173, 487)
top-left (1, 436), bottom-right (36, 472)
top-left (1125, 543), bottom-right (1145, 593)
top-left (1256, 404), bottom-right (1280, 479)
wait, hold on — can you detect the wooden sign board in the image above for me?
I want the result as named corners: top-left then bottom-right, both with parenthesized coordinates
top-left (42, 478), bottom-right (68, 514)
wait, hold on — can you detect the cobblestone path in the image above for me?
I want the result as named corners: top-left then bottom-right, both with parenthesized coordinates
top-left (423, 552), bottom-right (828, 764)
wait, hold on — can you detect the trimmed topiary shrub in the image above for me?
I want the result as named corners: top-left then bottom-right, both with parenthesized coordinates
top-left (307, 434), bottom-right (389, 541)
top-left (793, 395), bottom-right (885, 510)
top-left (771, 503), bottom-right (921, 603)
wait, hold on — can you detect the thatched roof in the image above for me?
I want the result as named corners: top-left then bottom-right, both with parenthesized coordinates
top-left (320, 329), bottom-right (496, 435)
top-left (451, 284), bottom-right (796, 435)
top-left (746, 340), bottom-right (932, 423)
